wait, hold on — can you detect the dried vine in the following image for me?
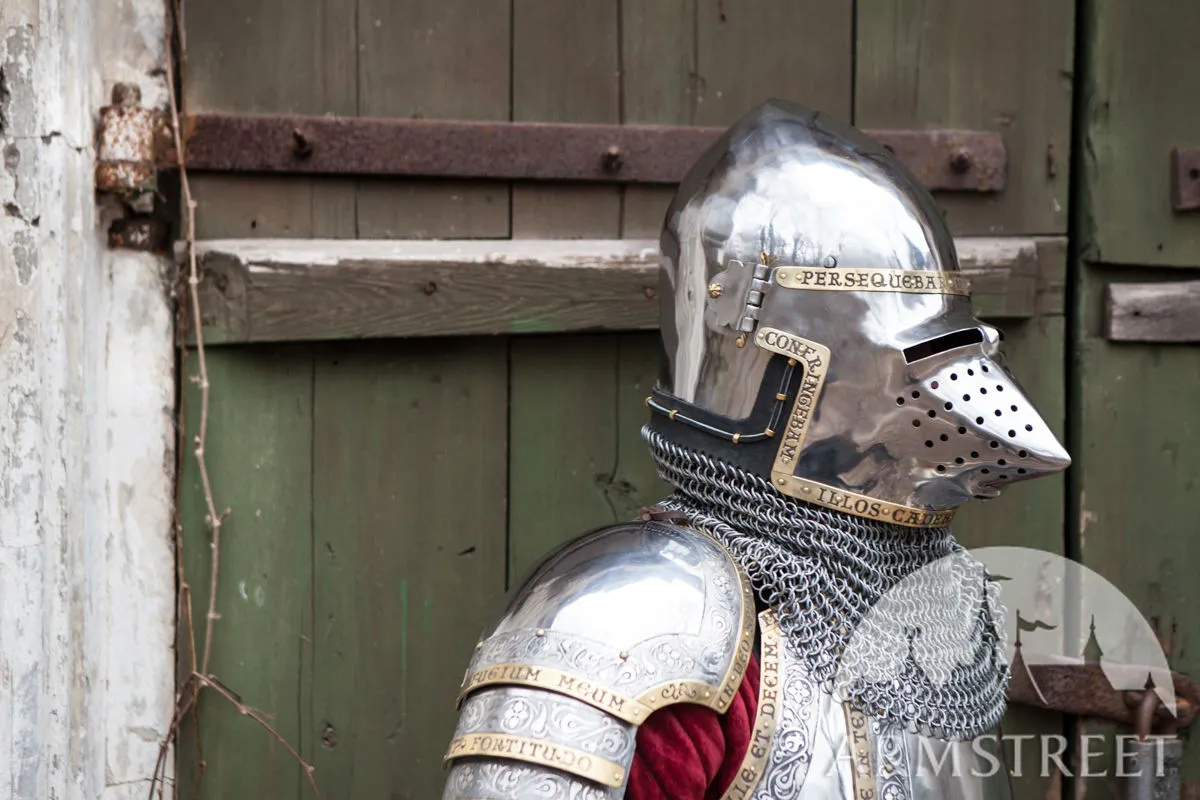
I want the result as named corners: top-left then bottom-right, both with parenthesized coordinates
top-left (148, 0), bottom-right (319, 796)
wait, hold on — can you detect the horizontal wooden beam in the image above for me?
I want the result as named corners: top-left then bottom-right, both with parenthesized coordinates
top-left (190, 237), bottom-right (1054, 345)
top-left (1106, 280), bottom-right (1200, 342)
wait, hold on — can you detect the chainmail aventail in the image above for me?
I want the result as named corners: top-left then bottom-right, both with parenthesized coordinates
top-left (643, 427), bottom-right (1010, 741)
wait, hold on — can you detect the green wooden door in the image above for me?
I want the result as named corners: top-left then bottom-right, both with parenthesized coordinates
top-left (175, 2), bottom-right (1077, 797)
top-left (1072, 0), bottom-right (1200, 791)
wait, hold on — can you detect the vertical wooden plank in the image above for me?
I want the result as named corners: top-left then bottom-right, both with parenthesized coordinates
top-left (855, 0), bottom-right (1074, 236)
top-left (177, 346), bottom-right (314, 798)
top-left (508, 3), bottom-right (624, 581)
top-left (612, 332), bottom-right (672, 516)
top-left (508, 336), bottom-right (621, 583)
top-left (309, 339), bottom-right (508, 799)
top-left (953, 241), bottom-right (1066, 800)
top-left (354, 0), bottom-right (511, 239)
top-left (1082, 0), bottom-right (1200, 267)
top-left (511, 0), bottom-right (620, 237)
top-left (694, 0), bottom-right (853, 127)
top-left (1072, 262), bottom-right (1200, 791)
top-left (184, 0), bottom-right (358, 238)
top-left (508, 332), bottom-right (671, 584)
top-left (621, 0), bottom-right (696, 236)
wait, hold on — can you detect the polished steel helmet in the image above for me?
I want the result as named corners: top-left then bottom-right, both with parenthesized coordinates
top-left (647, 99), bottom-right (1070, 529)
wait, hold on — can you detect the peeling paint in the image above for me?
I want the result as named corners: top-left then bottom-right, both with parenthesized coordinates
top-left (1, 0), bottom-right (173, 798)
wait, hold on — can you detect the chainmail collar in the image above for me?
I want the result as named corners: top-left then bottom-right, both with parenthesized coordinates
top-left (643, 427), bottom-right (1010, 741)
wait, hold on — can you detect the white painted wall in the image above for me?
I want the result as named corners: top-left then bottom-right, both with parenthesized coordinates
top-left (0, 1), bottom-right (175, 798)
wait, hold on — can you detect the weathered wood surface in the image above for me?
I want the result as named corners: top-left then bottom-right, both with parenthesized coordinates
top-left (185, 0), bottom-right (358, 240)
top-left (191, 236), bottom-right (1052, 344)
top-left (177, 347), bottom-right (316, 796)
top-left (1081, 0), bottom-right (1200, 266)
top-left (1073, 265), bottom-right (1200, 792)
top-left (354, 0), bottom-right (511, 239)
top-left (856, 0), bottom-right (1074, 236)
top-left (1105, 281), bottom-right (1200, 342)
top-left (310, 339), bottom-right (508, 798)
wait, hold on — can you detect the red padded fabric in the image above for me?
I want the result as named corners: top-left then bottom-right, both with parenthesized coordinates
top-left (625, 653), bottom-right (760, 800)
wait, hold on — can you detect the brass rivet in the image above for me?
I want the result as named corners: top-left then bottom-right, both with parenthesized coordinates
top-left (708, 282), bottom-right (722, 298)
top-left (535, 628), bottom-right (546, 637)
top-left (735, 333), bottom-right (747, 348)
top-left (802, 486), bottom-right (811, 494)
top-left (475, 642), bottom-right (483, 650)
top-left (777, 479), bottom-right (786, 486)
top-left (619, 651), bottom-right (629, 660)
top-left (704, 691), bottom-right (711, 698)
top-left (787, 358), bottom-right (797, 366)
top-left (778, 270), bottom-right (788, 280)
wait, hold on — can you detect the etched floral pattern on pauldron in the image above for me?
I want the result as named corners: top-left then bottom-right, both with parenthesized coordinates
top-left (455, 687), bottom-right (636, 764)
top-left (442, 761), bottom-right (616, 800)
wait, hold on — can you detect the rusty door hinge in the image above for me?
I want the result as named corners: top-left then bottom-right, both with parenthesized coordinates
top-left (95, 83), bottom-right (173, 251)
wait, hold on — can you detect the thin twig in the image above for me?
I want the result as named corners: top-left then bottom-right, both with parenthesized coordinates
top-left (192, 673), bottom-right (321, 798)
top-left (149, 1), bottom-right (319, 798)
top-left (163, 0), bottom-right (222, 682)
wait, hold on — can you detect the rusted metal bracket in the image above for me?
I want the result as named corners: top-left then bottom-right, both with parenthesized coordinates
top-left (175, 114), bottom-right (1007, 192)
top-left (1170, 147), bottom-right (1200, 211)
top-left (95, 83), bottom-right (174, 251)
top-left (1008, 656), bottom-right (1200, 734)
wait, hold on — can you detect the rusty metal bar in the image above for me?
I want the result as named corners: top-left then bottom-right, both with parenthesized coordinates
top-left (178, 113), bottom-right (1007, 192)
top-left (1007, 656), bottom-right (1200, 732)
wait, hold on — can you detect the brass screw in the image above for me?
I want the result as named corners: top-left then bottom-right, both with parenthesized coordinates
top-left (708, 282), bottom-right (723, 298)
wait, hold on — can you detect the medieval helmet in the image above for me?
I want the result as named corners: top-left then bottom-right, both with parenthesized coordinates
top-left (647, 99), bottom-right (1070, 529)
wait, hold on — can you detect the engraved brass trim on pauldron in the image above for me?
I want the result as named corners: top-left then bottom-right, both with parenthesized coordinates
top-left (755, 325), bottom-right (958, 530)
top-left (444, 733), bottom-right (627, 788)
top-left (775, 266), bottom-right (971, 296)
top-left (458, 663), bottom-right (654, 725)
top-left (719, 611), bottom-right (784, 800)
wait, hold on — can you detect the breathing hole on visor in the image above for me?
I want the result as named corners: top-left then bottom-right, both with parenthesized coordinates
top-left (902, 328), bottom-right (985, 363)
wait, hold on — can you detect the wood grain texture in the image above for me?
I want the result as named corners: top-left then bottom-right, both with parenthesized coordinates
top-left (508, 337), bottom-right (623, 584)
top-left (1106, 281), bottom-right (1200, 342)
top-left (855, 0), bottom-right (1074, 236)
top-left (1072, 264), bottom-right (1200, 790)
top-left (694, 0), bottom-right (853, 127)
top-left (310, 339), bottom-right (508, 799)
top-left (185, 0), bottom-right (357, 238)
top-left (507, 334), bottom-right (670, 584)
top-left (192, 237), bottom-right (1052, 344)
top-left (176, 346), bottom-right (315, 798)
top-left (620, 0), bottom-right (696, 235)
top-left (952, 238), bottom-right (1066, 800)
top-left (1082, 0), bottom-right (1200, 266)
top-left (512, 0), bottom-right (621, 237)
top-left (354, 0), bottom-right (511, 239)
